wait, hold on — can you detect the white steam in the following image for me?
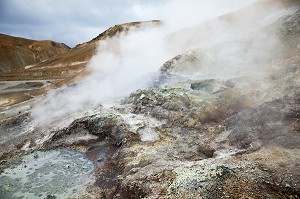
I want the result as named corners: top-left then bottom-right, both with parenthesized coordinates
top-left (32, 25), bottom-right (171, 126)
top-left (31, 0), bottom-right (292, 128)
top-left (133, 0), bottom-right (256, 30)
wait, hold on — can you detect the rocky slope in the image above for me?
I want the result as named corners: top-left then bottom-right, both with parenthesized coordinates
top-left (0, 34), bottom-right (70, 73)
top-left (0, 1), bottom-right (300, 199)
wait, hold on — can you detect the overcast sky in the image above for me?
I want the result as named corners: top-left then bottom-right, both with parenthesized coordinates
top-left (0, 0), bottom-right (255, 47)
top-left (0, 0), bottom-right (165, 47)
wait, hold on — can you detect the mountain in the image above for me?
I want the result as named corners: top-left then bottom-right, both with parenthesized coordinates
top-left (0, 20), bottom-right (160, 82)
top-left (0, 33), bottom-right (70, 73)
top-left (0, 20), bottom-right (160, 108)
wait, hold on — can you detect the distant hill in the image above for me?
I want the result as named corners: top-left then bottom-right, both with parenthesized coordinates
top-left (0, 20), bottom-right (161, 108)
top-left (0, 34), bottom-right (70, 73)
top-left (0, 20), bottom-right (160, 81)
top-left (29, 20), bottom-right (161, 73)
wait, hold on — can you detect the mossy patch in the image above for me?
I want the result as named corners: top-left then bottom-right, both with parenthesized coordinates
top-left (168, 160), bottom-right (255, 198)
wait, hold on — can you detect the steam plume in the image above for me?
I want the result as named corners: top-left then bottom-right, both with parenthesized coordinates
top-left (32, 0), bottom-right (293, 128)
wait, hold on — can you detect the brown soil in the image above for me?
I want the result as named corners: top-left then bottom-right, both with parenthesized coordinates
top-left (0, 91), bottom-right (33, 107)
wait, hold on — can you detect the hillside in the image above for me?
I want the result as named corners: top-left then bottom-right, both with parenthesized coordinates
top-left (0, 34), bottom-right (70, 73)
top-left (169, 0), bottom-right (300, 56)
top-left (0, 20), bottom-right (160, 108)
top-left (30, 20), bottom-right (160, 73)
top-left (0, 20), bottom-right (160, 81)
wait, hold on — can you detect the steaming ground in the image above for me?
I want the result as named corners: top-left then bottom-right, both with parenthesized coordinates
top-left (31, 0), bottom-right (294, 129)
top-left (2, 1), bottom-right (300, 198)
top-left (31, 26), bottom-right (170, 127)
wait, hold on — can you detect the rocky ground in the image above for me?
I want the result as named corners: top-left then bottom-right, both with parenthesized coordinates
top-left (1, 1), bottom-right (300, 199)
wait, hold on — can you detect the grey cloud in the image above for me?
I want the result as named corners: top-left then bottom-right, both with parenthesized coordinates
top-left (0, 0), bottom-right (164, 46)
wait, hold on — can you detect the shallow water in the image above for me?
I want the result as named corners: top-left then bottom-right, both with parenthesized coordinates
top-left (0, 150), bottom-right (94, 199)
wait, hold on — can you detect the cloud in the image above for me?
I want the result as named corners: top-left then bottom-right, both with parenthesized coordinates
top-left (0, 0), bottom-right (251, 47)
top-left (0, 0), bottom-right (165, 46)
top-left (0, 0), bottom-right (256, 46)
top-left (132, 0), bottom-right (256, 30)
